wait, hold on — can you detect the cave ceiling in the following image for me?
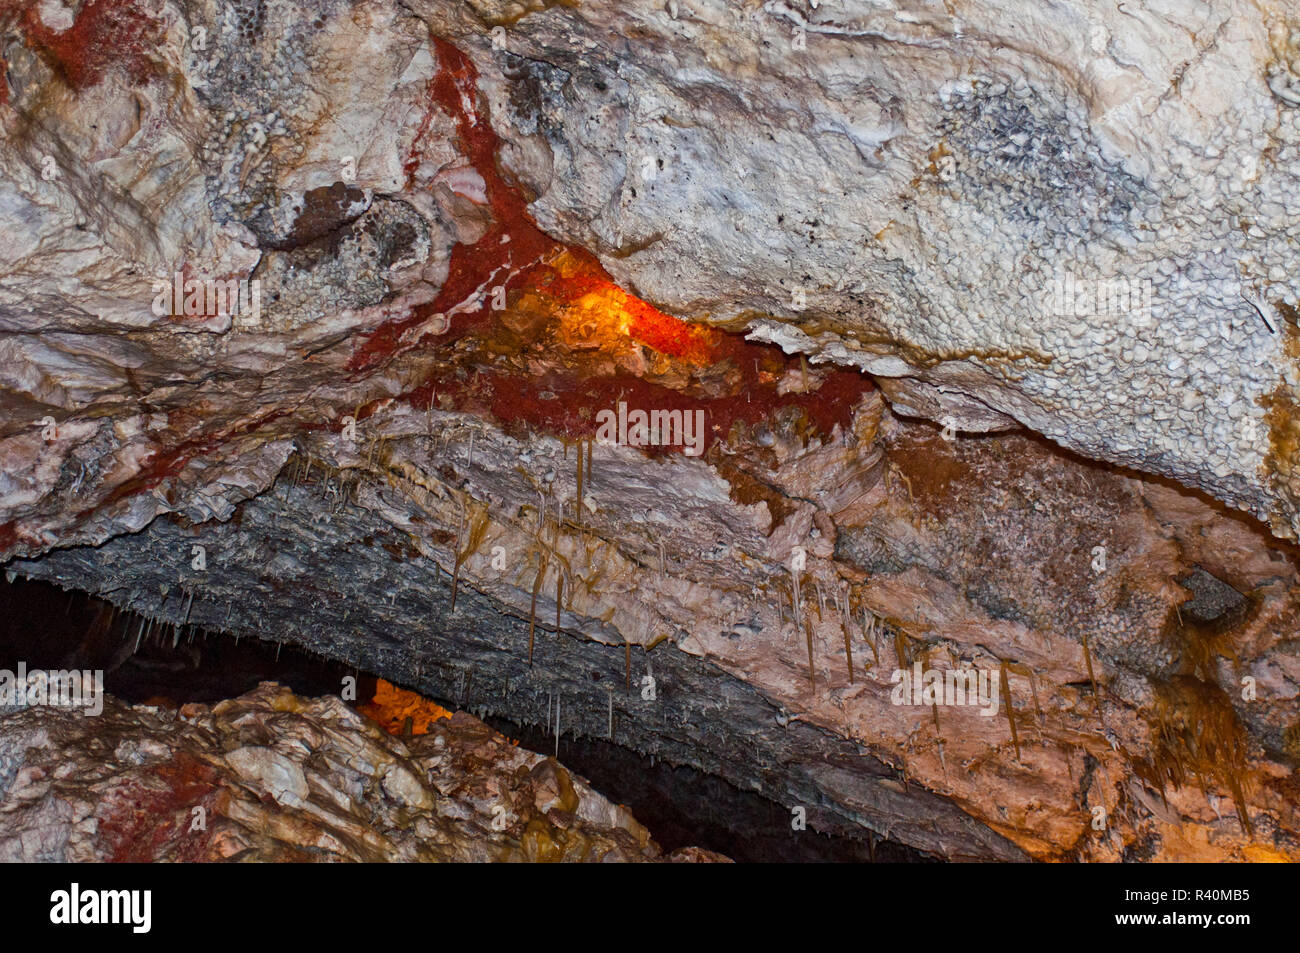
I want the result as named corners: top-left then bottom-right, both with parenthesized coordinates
top-left (1, 0), bottom-right (1299, 865)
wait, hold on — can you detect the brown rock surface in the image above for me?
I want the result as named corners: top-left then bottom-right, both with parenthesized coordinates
top-left (0, 681), bottom-right (727, 862)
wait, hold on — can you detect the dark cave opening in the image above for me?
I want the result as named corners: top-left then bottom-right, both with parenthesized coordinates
top-left (480, 712), bottom-right (933, 863)
top-left (0, 573), bottom-right (923, 862)
top-left (0, 574), bottom-right (369, 706)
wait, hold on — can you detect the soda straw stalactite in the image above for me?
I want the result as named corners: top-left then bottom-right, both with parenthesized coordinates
top-left (528, 550), bottom-right (548, 666)
top-left (804, 615), bottom-right (817, 692)
top-left (1001, 660), bottom-right (1021, 762)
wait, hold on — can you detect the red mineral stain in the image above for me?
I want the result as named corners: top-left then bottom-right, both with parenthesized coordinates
top-left (6, 0), bottom-right (162, 91)
top-left (354, 37), bottom-right (874, 456)
top-left (75, 409), bottom-right (288, 522)
top-left (411, 354), bottom-right (870, 459)
top-left (95, 752), bottom-right (221, 862)
top-left (351, 37), bottom-right (721, 372)
top-left (351, 37), bottom-right (559, 372)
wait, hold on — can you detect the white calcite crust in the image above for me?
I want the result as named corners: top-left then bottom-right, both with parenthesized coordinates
top-left (438, 0), bottom-right (1300, 537)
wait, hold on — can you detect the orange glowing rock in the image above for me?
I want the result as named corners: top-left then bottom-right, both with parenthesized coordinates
top-left (349, 36), bottom-right (874, 461)
top-left (359, 679), bottom-right (452, 736)
top-left (539, 250), bottom-right (720, 365)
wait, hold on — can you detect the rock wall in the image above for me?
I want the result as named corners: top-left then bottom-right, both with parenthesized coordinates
top-left (0, 681), bottom-right (726, 861)
top-left (1, 0), bottom-right (1298, 861)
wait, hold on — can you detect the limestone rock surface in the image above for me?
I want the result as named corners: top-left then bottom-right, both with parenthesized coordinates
top-left (1, 0), bottom-right (1298, 863)
top-left (0, 681), bottom-right (725, 861)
